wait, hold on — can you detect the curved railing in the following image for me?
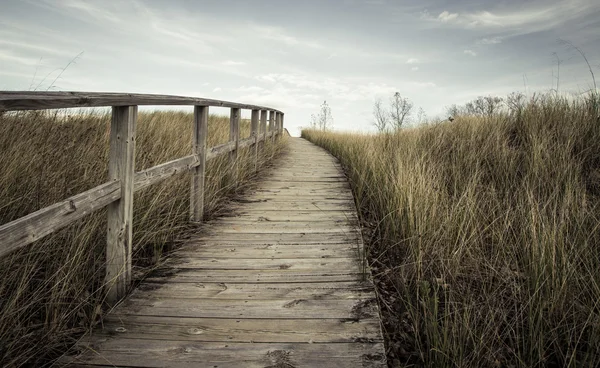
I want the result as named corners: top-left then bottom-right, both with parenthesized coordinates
top-left (0, 91), bottom-right (285, 303)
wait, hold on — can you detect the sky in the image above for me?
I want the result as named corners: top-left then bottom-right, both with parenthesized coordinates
top-left (1, 0), bottom-right (600, 136)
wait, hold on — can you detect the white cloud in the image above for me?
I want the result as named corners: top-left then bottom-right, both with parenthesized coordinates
top-left (212, 87), bottom-right (222, 92)
top-left (411, 66), bottom-right (419, 71)
top-left (421, 0), bottom-right (599, 35)
top-left (235, 86), bottom-right (265, 93)
top-left (477, 36), bottom-right (503, 45)
top-left (406, 58), bottom-right (419, 64)
top-left (411, 81), bottom-right (437, 88)
top-left (464, 49), bottom-right (477, 56)
top-left (438, 11), bottom-right (458, 22)
top-left (222, 60), bottom-right (246, 66)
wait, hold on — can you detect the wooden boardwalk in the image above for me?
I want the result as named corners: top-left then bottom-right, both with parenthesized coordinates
top-left (62, 138), bottom-right (386, 367)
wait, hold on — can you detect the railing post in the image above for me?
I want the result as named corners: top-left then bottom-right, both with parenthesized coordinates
top-left (191, 105), bottom-right (208, 222)
top-left (105, 105), bottom-right (137, 304)
top-left (251, 109), bottom-right (259, 173)
top-left (260, 109), bottom-right (267, 143)
top-left (230, 108), bottom-right (240, 182)
top-left (268, 110), bottom-right (275, 144)
top-left (280, 113), bottom-right (284, 135)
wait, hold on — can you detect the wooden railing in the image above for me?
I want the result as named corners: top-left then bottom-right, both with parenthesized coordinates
top-left (0, 91), bottom-right (284, 303)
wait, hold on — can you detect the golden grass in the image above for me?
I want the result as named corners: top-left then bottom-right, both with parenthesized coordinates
top-left (303, 94), bottom-right (600, 367)
top-left (0, 109), bottom-right (286, 366)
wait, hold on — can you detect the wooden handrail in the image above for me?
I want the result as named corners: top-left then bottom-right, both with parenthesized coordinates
top-left (0, 91), bottom-right (284, 304)
top-left (0, 91), bottom-right (284, 113)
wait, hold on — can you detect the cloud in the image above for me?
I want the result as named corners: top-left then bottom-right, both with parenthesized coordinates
top-left (438, 11), bottom-right (458, 22)
top-left (406, 58), bottom-right (419, 64)
top-left (222, 60), bottom-right (246, 66)
top-left (464, 49), bottom-right (477, 56)
top-left (212, 87), bottom-right (222, 92)
top-left (253, 25), bottom-right (324, 49)
top-left (421, 0), bottom-right (600, 35)
top-left (411, 66), bottom-right (419, 71)
top-left (235, 85), bottom-right (265, 93)
top-left (477, 36), bottom-right (503, 45)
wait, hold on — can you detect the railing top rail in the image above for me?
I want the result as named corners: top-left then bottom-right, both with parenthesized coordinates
top-left (0, 91), bottom-right (284, 113)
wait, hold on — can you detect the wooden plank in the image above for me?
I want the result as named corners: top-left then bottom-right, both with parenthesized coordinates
top-left (268, 110), bottom-right (275, 144)
top-left (204, 225), bottom-right (356, 234)
top-left (228, 201), bottom-right (356, 211)
top-left (115, 297), bottom-right (378, 319)
top-left (105, 106), bottom-right (137, 304)
top-left (259, 110), bottom-right (267, 152)
top-left (229, 107), bottom-right (240, 184)
top-left (251, 109), bottom-right (259, 172)
top-left (190, 105), bottom-right (208, 222)
top-left (174, 244), bottom-right (358, 260)
top-left (85, 316), bottom-right (382, 343)
top-left (162, 257), bottom-right (358, 271)
top-left (0, 180), bottom-right (120, 258)
top-left (0, 91), bottom-right (283, 113)
top-left (216, 211), bottom-right (358, 222)
top-left (134, 155), bottom-right (196, 191)
top-left (61, 341), bottom-right (386, 367)
top-left (129, 281), bottom-right (374, 300)
top-left (144, 269), bottom-right (363, 284)
top-left (188, 232), bottom-right (358, 244)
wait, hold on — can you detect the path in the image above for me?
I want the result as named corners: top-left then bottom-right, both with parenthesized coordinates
top-left (61, 138), bottom-right (386, 367)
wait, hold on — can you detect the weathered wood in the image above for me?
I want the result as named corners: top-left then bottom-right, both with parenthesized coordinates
top-left (260, 109), bottom-right (267, 141)
top-left (229, 107), bottom-right (240, 183)
top-left (130, 281), bottom-right (373, 300)
top-left (105, 106), bottom-right (137, 304)
top-left (134, 155), bottom-right (197, 191)
top-left (0, 181), bottom-right (121, 258)
top-left (117, 297), bottom-right (377, 319)
top-left (90, 316), bottom-right (382, 343)
top-left (164, 257), bottom-right (357, 270)
top-left (251, 109), bottom-right (259, 172)
top-left (144, 269), bottom-right (363, 284)
top-left (268, 110), bottom-right (275, 144)
top-left (0, 91), bottom-right (284, 113)
top-left (61, 138), bottom-right (385, 367)
top-left (62, 341), bottom-right (386, 367)
top-left (190, 105), bottom-right (208, 222)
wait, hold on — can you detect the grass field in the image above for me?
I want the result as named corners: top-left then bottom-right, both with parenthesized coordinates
top-left (0, 109), bottom-right (286, 367)
top-left (303, 94), bottom-right (600, 367)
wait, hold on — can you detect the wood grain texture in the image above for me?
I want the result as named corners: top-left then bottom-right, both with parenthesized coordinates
top-left (0, 180), bottom-right (121, 258)
top-left (105, 106), bottom-right (136, 304)
top-left (190, 105), bottom-right (208, 222)
top-left (0, 91), bottom-right (283, 113)
top-left (60, 138), bottom-right (385, 367)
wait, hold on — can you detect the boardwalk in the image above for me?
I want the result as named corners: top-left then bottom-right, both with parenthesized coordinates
top-left (62, 138), bottom-right (386, 367)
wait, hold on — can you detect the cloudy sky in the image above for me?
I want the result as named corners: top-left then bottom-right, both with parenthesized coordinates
top-left (2, 0), bottom-right (600, 135)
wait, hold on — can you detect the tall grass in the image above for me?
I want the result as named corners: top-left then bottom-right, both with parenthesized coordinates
top-left (303, 93), bottom-right (600, 367)
top-left (0, 109), bottom-right (286, 367)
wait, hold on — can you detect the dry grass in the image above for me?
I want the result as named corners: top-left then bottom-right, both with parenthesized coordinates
top-left (0, 109), bottom-right (286, 367)
top-left (303, 93), bottom-right (600, 367)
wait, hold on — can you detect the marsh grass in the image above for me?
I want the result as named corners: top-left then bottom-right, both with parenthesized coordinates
top-left (0, 109), bottom-right (286, 367)
top-left (303, 93), bottom-right (600, 367)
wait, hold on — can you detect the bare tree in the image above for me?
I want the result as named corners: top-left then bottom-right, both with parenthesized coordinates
top-left (390, 92), bottom-right (413, 129)
top-left (416, 107), bottom-right (426, 124)
top-left (506, 92), bottom-right (526, 115)
top-left (311, 100), bottom-right (333, 131)
top-left (446, 104), bottom-right (462, 119)
top-left (483, 96), bottom-right (504, 116)
top-left (465, 95), bottom-right (503, 117)
top-left (372, 98), bottom-right (389, 132)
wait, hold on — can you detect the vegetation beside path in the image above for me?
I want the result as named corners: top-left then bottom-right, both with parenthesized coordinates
top-left (303, 93), bottom-right (600, 367)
